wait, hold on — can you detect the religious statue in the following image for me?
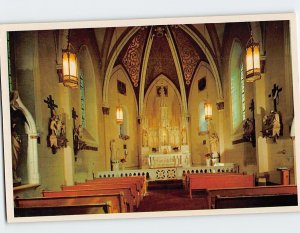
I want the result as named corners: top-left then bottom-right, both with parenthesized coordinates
top-left (181, 128), bottom-right (187, 145)
top-left (110, 139), bottom-right (120, 171)
top-left (209, 132), bottom-right (220, 166)
top-left (73, 124), bottom-right (86, 155)
top-left (44, 95), bottom-right (68, 154)
top-left (262, 111), bottom-right (282, 142)
top-left (11, 121), bottom-right (21, 184)
top-left (243, 118), bottom-right (255, 142)
top-left (142, 129), bottom-right (148, 147)
top-left (110, 139), bottom-right (117, 161)
top-left (49, 113), bottom-right (58, 148)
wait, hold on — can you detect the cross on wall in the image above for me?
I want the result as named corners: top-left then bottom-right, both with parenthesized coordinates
top-left (269, 84), bottom-right (282, 112)
top-left (43, 95), bottom-right (58, 116)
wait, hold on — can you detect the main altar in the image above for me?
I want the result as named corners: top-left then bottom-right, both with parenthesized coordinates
top-left (141, 83), bottom-right (191, 169)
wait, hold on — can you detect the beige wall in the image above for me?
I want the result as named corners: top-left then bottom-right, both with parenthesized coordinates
top-left (106, 66), bottom-right (139, 168)
top-left (13, 29), bottom-right (106, 197)
top-left (188, 63), bottom-right (220, 165)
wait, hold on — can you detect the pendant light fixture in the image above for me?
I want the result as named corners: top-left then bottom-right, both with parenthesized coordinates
top-left (114, 28), bottom-right (124, 124)
top-left (245, 31), bottom-right (261, 82)
top-left (203, 24), bottom-right (212, 121)
top-left (62, 30), bottom-right (79, 88)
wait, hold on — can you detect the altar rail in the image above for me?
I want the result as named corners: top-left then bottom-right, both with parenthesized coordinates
top-left (97, 163), bottom-right (238, 182)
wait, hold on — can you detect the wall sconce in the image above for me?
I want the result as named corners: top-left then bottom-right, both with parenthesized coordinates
top-left (62, 30), bottom-right (79, 88)
top-left (205, 102), bottom-right (212, 120)
top-left (116, 106), bottom-right (124, 124)
top-left (246, 32), bottom-right (261, 82)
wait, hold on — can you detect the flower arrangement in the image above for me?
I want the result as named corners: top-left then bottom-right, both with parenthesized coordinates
top-left (204, 153), bottom-right (211, 159)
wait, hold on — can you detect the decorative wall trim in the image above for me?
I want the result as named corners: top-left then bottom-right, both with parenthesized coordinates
top-left (97, 163), bottom-right (238, 181)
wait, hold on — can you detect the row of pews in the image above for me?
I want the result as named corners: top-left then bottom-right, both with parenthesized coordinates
top-left (14, 176), bottom-right (147, 217)
top-left (185, 173), bottom-right (298, 209)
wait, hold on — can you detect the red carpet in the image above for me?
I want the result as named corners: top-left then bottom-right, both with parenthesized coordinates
top-left (136, 181), bottom-right (208, 212)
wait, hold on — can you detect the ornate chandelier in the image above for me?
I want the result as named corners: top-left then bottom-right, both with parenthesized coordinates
top-left (246, 32), bottom-right (261, 82)
top-left (62, 30), bottom-right (79, 88)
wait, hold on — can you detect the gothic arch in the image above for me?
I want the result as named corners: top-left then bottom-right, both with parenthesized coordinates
top-left (103, 27), bottom-right (141, 108)
top-left (10, 91), bottom-right (40, 185)
top-left (188, 61), bottom-right (214, 110)
top-left (110, 65), bottom-right (139, 113)
top-left (144, 74), bottom-right (183, 116)
top-left (179, 25), bottom-right (223, 101)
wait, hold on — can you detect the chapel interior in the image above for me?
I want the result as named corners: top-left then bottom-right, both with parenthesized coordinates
top-left (7, 20), bottom-right (298, 215)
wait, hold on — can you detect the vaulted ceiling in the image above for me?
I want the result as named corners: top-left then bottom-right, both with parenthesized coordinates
top-left (114, 25), bottom-right (209, 99)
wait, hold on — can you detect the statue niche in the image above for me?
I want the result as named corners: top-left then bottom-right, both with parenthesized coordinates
top-left (10, 91), bottom-right (40, 186)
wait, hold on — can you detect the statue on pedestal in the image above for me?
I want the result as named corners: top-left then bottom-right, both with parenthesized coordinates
top-left (181, 128), bottom-right (187, 145)
top-left (142, 129), bottom-right (148, 147)
top-left (11, 121), bottom-right (21, 184)
top-left (209, 132), bottom-right (220, 165)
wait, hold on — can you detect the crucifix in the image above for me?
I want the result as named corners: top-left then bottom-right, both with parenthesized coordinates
top-left (44, 95), bottom-right (58, 116)
top-left (269, 84), bottom-right (282, 112)
top-left (249, 99), bottom-right (255, 120)
top-left (72, 107), bottom-right (78, 128)
top-left (249, 99), bottom-right (256, 147)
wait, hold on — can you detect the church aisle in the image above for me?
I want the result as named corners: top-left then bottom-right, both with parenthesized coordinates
top-left (136, 181), bottom-right (208, 212)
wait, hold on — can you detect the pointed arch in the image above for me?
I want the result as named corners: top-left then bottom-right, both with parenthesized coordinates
top-left (179, 25), bottom-right (223, 100)
top-left (103, 27), bottom-right (141, 108)
top-left (110, 65), bottom-right (139, 112)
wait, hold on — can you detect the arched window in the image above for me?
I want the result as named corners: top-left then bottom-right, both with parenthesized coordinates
top-left (79, 71), bottom-right (86, 128)
top-left (199, 101), bottom-right (208, 133)
top-left (230, 40), bottom-right (245, 133)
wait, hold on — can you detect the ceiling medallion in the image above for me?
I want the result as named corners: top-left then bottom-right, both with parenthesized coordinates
top-left (153, 26), bottom-right (166, 38)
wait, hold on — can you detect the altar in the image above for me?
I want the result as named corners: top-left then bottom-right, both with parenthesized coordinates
top-left (148, 152), bottom-right (190, 168)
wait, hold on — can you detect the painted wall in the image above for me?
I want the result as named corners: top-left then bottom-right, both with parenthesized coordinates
top-left (106, 66), bottom-right (139, 169)
top-left (188, 63), bottom-right (220, 165)
top-left (12, 28), bottom-right (106, 197)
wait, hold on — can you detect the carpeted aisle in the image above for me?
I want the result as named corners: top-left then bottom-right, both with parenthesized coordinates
top-left (136, 180), bottom-right (208, 212)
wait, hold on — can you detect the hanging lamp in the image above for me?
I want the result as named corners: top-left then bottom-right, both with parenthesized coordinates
top-left (114, 28), bottom-right (124, 124)
top-left (245, 31), bottom-right (261, 82)
top-left (62, 30), bottom-right (79, 88)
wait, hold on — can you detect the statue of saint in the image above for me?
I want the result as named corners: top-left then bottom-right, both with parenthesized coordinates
top-left (209, 133), bottom-right (219, 154)
top-left (11, 122), bottom-right (21, 182)
top-left (181, 128), bottom-right (187, 145)
top-left (272, 112), bottom-right (281, 138)
top-left (110, 139), bottom-right (117, 161)
top-left (142, 129), bottom-right (148, 147)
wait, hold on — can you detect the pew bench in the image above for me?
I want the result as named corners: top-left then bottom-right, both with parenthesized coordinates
top-left (56, 187), bottom-right (134, 212)
top-left (22, 192), bottom-right (126, 213)
top-left (187, 173), bottom-right (255, 199)
top-left (14, 203), bottom-right (111, 217)
top-left (215, 193), bottom-right (298, 209)
top-left (87, 176), bottom-right (147, 198)
top-left (206, 185), bottom-right (297, 209)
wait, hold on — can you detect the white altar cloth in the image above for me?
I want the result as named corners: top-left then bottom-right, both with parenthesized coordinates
top-left (148, 153), bottom-right (190, 168)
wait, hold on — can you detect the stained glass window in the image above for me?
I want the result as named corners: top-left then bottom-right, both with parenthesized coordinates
top-left (199, 101), bottom-right (208, 133)
top-left (79, 71), bottom-right (86, 128)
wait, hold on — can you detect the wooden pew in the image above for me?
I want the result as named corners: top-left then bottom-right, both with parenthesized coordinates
top-left (87, 176), bottom-right (147, 197)
top-left (20, 192), bottom-right (126, 213)
top-left (215, 193), bottom-right (298, 209)
top-left (14, 203), bottom-right (111, 217)
top-left (207, 185), bottom-right (297, 209)
top-left (187, 173), bottom-right (255, 199)
top-left (63, 183), bottom-right (140, 207)
top-left (56, 187), bottom-right (134, 212)
top-left (184, 173), bottom-right (237, 191)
